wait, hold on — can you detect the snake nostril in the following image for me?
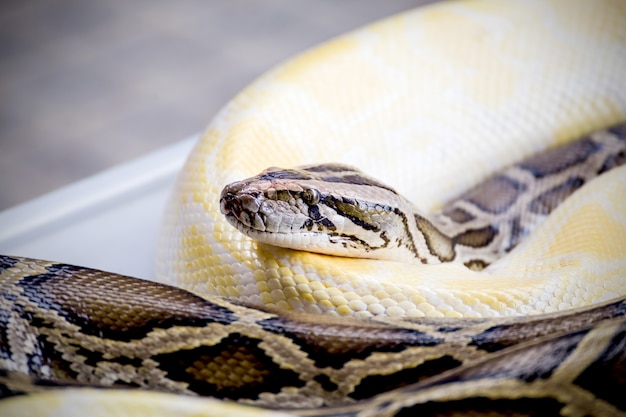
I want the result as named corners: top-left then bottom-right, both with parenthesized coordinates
top-left (219, 197), bottom-right (230, 215)
top-left (220, 191), bottom-right (260, 217)
top-left (219, 192), bottom-right (238, 215)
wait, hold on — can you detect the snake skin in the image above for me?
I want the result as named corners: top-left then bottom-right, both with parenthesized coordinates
top-left (1, 0), bottom-right (626, 416)
top-left (0, 256), bottom-right (625, 416)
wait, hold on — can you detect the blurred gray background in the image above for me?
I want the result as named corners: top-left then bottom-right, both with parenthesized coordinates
top-left (0, 0), bottom-right (437, 210)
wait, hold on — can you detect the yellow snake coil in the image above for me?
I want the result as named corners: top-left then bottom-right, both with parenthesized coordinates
top-left (155, 0), bottom-right (626, 318)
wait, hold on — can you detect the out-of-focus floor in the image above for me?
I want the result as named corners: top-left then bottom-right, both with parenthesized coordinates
top-left (0, 0), bottom-right (436, 210)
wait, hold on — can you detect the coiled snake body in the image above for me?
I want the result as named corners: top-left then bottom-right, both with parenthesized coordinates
top-left (1, 255), bottom-right (625, 416)
top-left (2, 0), bottom-right (626, 416)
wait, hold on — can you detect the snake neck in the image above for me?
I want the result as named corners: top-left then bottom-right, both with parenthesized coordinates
top-left (220, 123), bottom-right (626, 269)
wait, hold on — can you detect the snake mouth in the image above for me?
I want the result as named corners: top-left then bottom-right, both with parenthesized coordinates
top-left (220, 193), bottom-right (316, 250)
top-left (222, 204), bottom-right (337, 253)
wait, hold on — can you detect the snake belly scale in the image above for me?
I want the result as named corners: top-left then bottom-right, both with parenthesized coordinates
top-left (2, 0), bottom-right (626, 415)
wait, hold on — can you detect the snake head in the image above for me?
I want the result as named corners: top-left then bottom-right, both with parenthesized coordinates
top-left (219, 164), bottom-right (412, 260)
top-left (220, 166), bottom-right (337, 242)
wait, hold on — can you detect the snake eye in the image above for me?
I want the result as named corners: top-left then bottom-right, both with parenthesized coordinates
top-left (302, 188), bottom-right (320, 205)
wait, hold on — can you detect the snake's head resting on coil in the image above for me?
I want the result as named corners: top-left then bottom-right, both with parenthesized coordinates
top-left (219, 163), bottom-right (418, 261)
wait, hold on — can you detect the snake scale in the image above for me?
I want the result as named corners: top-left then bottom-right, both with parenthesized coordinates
top-left (2, 0), bottom-right (626, 415)
top-left (0, 255), bottom-right (625, 416)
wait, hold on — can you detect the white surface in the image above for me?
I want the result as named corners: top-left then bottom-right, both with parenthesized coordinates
top-left (0, 136), bottom-right (198, 280)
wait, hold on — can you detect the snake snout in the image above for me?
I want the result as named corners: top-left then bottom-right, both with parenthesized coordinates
top-left (220, 182), bottom-right (244, 216)
top-left (219, 191), bottom-right (236, 215)
top-left (220, 183), bottom-right (262, 223)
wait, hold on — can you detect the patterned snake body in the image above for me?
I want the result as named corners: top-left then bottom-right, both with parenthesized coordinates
top-left (0, 256), bottom-right (625, 416)
top-left (2, 0), bottom-right (626, 415)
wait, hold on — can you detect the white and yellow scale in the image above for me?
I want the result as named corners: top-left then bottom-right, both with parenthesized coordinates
top-left (155, 0), bottom-right (626, 319)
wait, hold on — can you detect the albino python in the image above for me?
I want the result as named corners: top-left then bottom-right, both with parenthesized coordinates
top-left (2, 0), bottom-right (626, 416)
